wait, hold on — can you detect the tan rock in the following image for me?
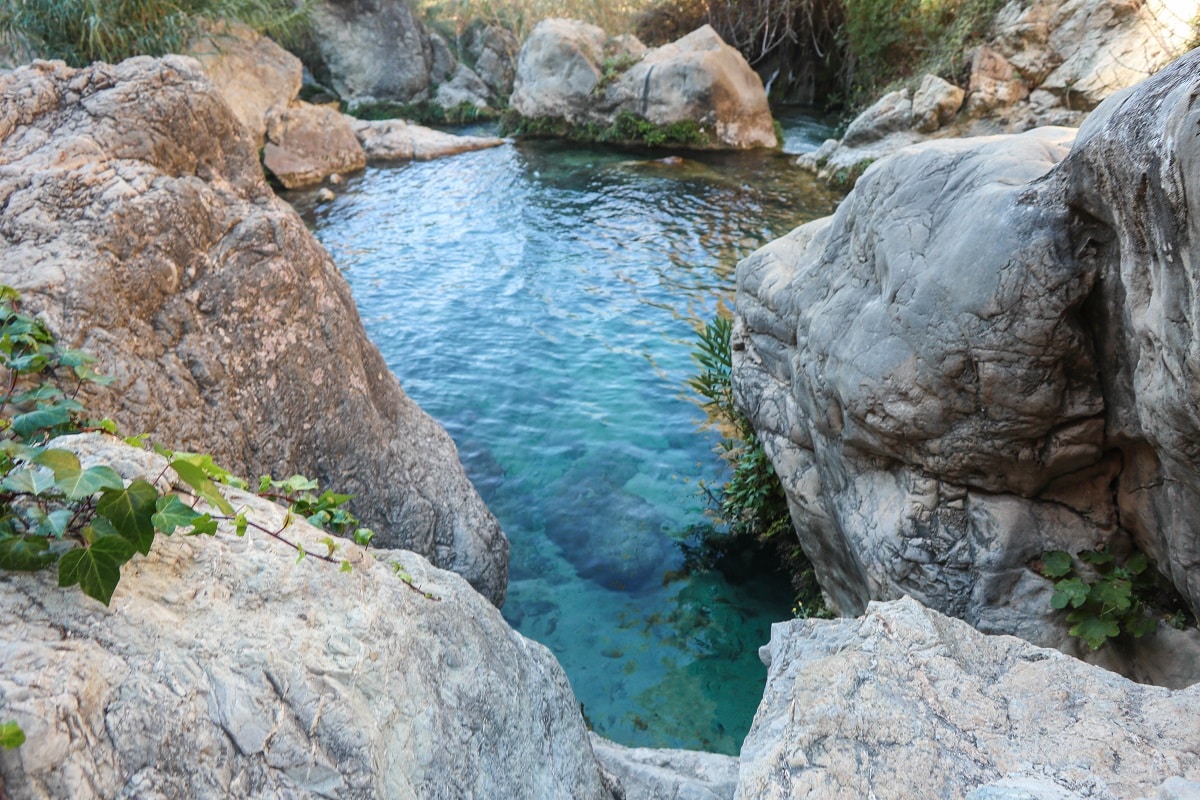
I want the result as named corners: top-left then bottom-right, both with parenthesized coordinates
top-left (187, 23), bottom-right (301, 146)
top-left (350, 118), bottom-right (505, 161)
top-left (263, 102), bottom-right (367, 189)
top-left (967, 46), bottom-right (1029, 115)
top-left (912, 74), bottom-right (965, 132)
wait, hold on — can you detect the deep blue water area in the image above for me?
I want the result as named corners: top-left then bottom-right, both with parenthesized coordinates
top-left (290, 109), bottom-right (841, 754)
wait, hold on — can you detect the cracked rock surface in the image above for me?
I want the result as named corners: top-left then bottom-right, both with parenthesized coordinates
top-left (0, 57), bottom-right (508, 605)
top-left (734, 50), bottom-right (1200, 675)
top-left (0, 435), bottom-right (600, 800)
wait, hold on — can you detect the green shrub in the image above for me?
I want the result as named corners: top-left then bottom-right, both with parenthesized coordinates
top-left (501, 110), bottom-right (715, 148)
top-left (688, 312), bottom-right (826, 615)
top-left (0, 0), bottom-right (313, 67)
top-left (347, 99), bottom-right (499, 125)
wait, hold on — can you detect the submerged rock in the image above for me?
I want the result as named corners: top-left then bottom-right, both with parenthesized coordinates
top-left (509, 21), bottom-right (776, 150)
top-left (738, 597), bottom-right (1200, 799)
top-left (0, 57), bottom-right (508, 605)
top-left (0, 435), bottom-right (605, 800)
top-left (736, 49), bottom-right (1200, 674)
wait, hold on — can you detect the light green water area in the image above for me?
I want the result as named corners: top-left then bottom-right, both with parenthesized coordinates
top-left (290, 110), bottom-right (841, 754)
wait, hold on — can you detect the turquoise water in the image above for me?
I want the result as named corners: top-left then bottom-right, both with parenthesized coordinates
top-left (290, 111), bottom-right (840, 754)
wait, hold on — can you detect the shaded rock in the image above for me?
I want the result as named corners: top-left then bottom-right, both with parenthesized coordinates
top-left (308, 0), bottom-right (434, 102)
top-left (967, 46), bottom-right (1029, 115)
top-left (428, 30), bottom-right (457, 85)
top-left (0, 434), bottom-right (605, 800)
top-left (433, 63), bottom-right (492, 110)
top-left (350, 118), bottom-right (505, 161)
top-left (912, 73), bottom-right (964, 132)
top-left (0, 57), bottom-right (508, 605)
top-left (263, 102), bottom-right (366, 189)
top-left (989, 0), bottom-right (1199, 110)
top-left (591, 735), bottom-right (737, 800)
top-left (467, 23), bottom-right (521, 100)
top-left (188, 23), bottom-right (301, 146)
top-left (841, 88), bottom-right (913, 146)
top-left (737, 597), bottom-right (1200, 800)
top-left (735, 49), bottom-right (1200, 672)
top-left (510, 21), bottom-right (776, 149)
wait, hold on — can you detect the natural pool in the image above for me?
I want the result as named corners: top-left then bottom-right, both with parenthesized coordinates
top-left (290, 111), bottom-right (841, 754)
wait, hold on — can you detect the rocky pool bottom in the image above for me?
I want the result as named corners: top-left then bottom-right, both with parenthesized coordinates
top-left (290, 111), bottom-right (842, 753)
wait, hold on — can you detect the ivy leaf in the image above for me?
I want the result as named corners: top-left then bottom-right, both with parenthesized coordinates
top-left (37, 508), bottom-right (74, 538)
top-left (0, 467), bottom-right (57, 496)
top-left (1040, 550), bottom-right (1074, 579)
top-left (151, 494), bottom-right (202, 534)
top-left (0, 721), bottom-right (24, 749)
top-left (353, 528), bottom-right (374, 547)
top-left (187, 514), bottom-right (217, 536)
top-left (11, 405), bottom-right (71, 439)
top-left (0, 534), bottom-right (57, 571)
top-left (1069, 616), bottom-right (1120, 650)
top-left (96, 480), bottom-right (159, 555)
top-left (1051, 578), bottom-right (1090, 609)
top-left (170, 459), bottom-right (234, 515)
top-left (57, 534), bottom-right (136, 605)
top-left (57, 465), bottom-right (125, 501)
top-left (33, 448), bottom-right (81, 479)
top-left (339, 560), bottom-right (352, 573)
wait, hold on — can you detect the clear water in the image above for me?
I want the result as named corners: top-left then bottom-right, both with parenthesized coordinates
top-left (290, 110), bottom-right (841, 754)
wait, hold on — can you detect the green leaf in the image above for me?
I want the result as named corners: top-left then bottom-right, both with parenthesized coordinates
top-left (0, 721), bottom-right (24, 749)
top-left (1040, 550), bottom-right (1074, 579)
top-left (353, 528), bottom-right (374, 547)
top-left (33, 449), bottom-right (81, 479)
top-left (1124, 613), bottom-right (1158, 638)
top-left (1069, 616), bottom-right (1120, 650)
top-left (1051, 578), bottom-right (1089, 609)
top-left (234, 512), bottom-right (248, 537)
top-left (151, 494), bottom-right (202, 534)
top-left (57, 464), bottom-right (126, 501)
top-left (170, 459), bottom-right (234, 515)
top-left (272, 474), bottom-right (320, 494)
top-left (11, 405), bottom-right (71, 439)
top-left (1125, 552), bottom-right (1149, 575)
top-left (73, 364), bottom-right (116, 386)
top-left (37, 508), bottom-right (74, 538)
top-left (1, 467), bottom-right (57, 496)
top-left (57, 534), bottom-right (136, 605)
top-left (340, 560), bottom-right (352, 573)
top-left (1092, 577), bottom-right (1133, 615)
top-left (0, 534), bottom-right (57, 571)
top-left (187, 514), bottom-right (217, 536)
top-left (96, 480), bottom-right (159, 554)
top-left (1080, 548), bottom-right (1114, 566)
top-left (320, 535), bottom-right (337, 556)
top-left (171, 452), bottom-right (246, 488)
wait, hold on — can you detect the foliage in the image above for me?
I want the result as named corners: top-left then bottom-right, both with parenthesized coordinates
top-left (0, 0), bottom-right (313, 67)
top-left (1037, 546), bottom-right (1193, 650)
top-left (0, 720), bottom-right (24, 749)
top-left (592, 52), bottom-right (641, 92)
top-left (687, 312), bottom-right (826, 615)
top-left (500, 110), bottom-right (714, 148)
top-left (418, 0), bottom-right (655, 42)
top-left (346, 99), bottom-right (500, 125)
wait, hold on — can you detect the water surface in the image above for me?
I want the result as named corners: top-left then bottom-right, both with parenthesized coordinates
top-left (291, 112), bottom-right (841, 753)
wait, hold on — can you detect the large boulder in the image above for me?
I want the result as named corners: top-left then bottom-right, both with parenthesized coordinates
top-left (187, 23), bottom-right (302, 146)
top-left (509, 21), bottom-right (777, 149)
top-left (734, 50), bottom-right (1200, 665)
top-left (0, 435), bottom-right (606, 800)
top-left (737, 597), bottom-right (1200, 799)
top-left (263, 101), bottom-right (367, 188)
top-left (0, 57), bottom-right (508, 605)
top-left (350, 118), bottom-right (504, 161)
top-left (307, 0), bottom-right (435, 102)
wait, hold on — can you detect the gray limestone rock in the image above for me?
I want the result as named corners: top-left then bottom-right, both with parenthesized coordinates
top-left (0, 57), bottom-right (508, 605)
top-left (736, 598), bottom-right (1200, 800)
top-left (0, 435), bottom-right (604, 800)
top-left (308, 0), bottom-right (434, 102)
top-left (433, 63), bottom-right (492, 110)
top-left (510, 21), bottom-right (776, 150)
top-left (735, 50), bottom-right (1200, 673)
top-left (467, 24), bottom-right (520, 101)
top-left (591, 735), bottom-right (737, 800)
top-left (841, 89), bottom-right (913, 146)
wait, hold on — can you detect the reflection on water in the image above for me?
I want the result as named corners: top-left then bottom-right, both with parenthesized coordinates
top-left (291, 113), bottom-right (841, 753)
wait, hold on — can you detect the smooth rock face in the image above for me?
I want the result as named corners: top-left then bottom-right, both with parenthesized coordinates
top-left (0, 435), bottom-right (604, 800)
top-left (188, 24), bottom-right (301, 145)
top-left (467, 24), bottom-right (520, 100)
top-left (737, 598), bottom-right (1200, 800)
top-left (841, 89), bottom-right (912, 145)
top-left (263, 102), bottom-right (367, 188)
top-left (0, 57), bottom-right (508, 605)
top-left (591, 735), bottom-right (738, 800)
top-left (510, 21), bottom-right (776, 149)
top-left (433, 63), bottom-right (492, 109)
top-left (735, 51), bottom-right (1200, 660)
top-left (350, 118), bottom-right (505, 161)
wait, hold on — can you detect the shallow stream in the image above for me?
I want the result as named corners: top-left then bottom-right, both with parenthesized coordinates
top-left (290, 111), bottom-right (841, 754)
